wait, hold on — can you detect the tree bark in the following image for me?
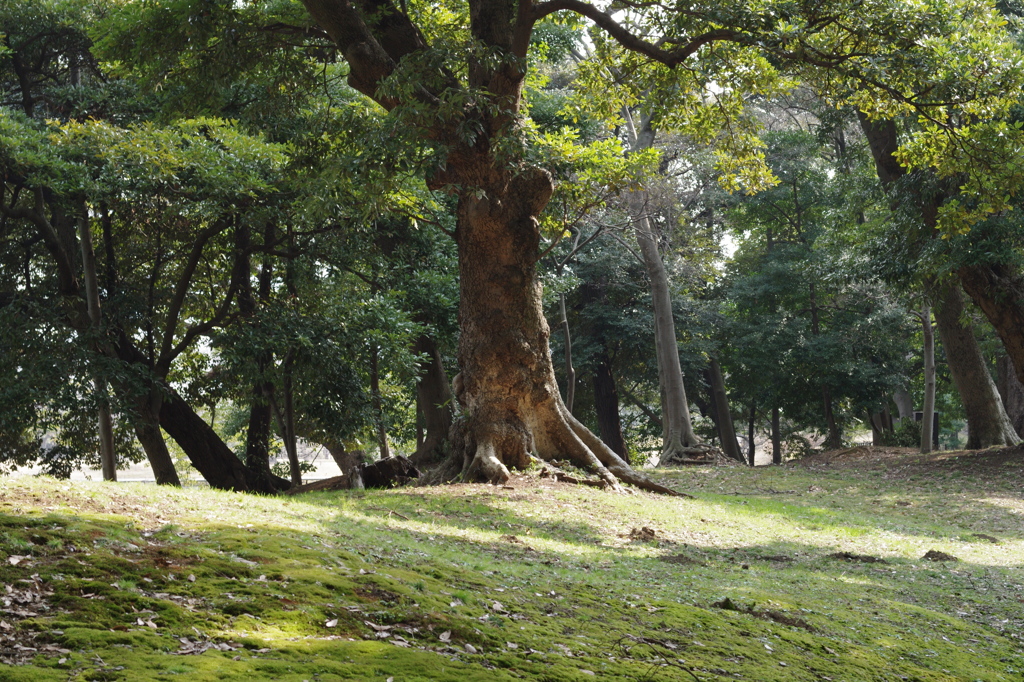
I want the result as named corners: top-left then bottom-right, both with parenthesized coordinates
top-left (958, 262), bottom-right (1024, 387)
top-left (996, 355), bottom-right (1024, 437)
top-left (159, 388), bottom-right (284, 492)
top-left (411, 334), bottom-right (453, 465)
top-left (921, 303), bottom-right (936, 454)
top-left (593, 345), bottom-right (628, 461)
top-left (129, 389), bottom-right (180, 486)
top-left (932, 284), bottom-right (1019, 448)
top-left (324, 440), bottom-right (365, 489)
top-left (369, 346), bottom-right (390, 459)
top-left (747, 402), bottom-right (756, 466)
top-left (771, 406), bottom-right (782, 464)
top-left (893, 387), bottom-right (915, 421)
top-left (708, 357), bottom-right (743, 462)
top-left (559, 293), bottom-right (576, 412)
top-left (77, 212), bottom-right (117, 481)
top-left (449, 168), bottom-right (678, 495)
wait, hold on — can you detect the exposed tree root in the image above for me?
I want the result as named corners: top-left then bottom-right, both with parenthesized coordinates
top-left (659, 442), bottom-right (727, 466)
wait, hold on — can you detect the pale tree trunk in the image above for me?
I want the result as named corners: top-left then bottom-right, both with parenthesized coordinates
top-left (559, 293), bottom-right (576, 412)
top-left (621, 112), bottom-right (701, 463)
top-left (369, 346), bottom-right (390, 459)
top-left (921, 303), bottom-right (936, 454)
top-left (77, 213), bottom-right (117, 481)
top-left (708, 358), bottom-right (743, 462)
top-left (893, 387), bottom-right (915, 421)
top-left (932, 284), bottom-right (1019, 448)
top-left (996, 355), bottom-right (1024, 437)
top-left (771, 407), bottom-right (782, 464)
top-left (747, 403), bottom-right (756, 466)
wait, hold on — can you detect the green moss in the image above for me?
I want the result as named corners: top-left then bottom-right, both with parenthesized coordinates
top-left (0, 466), bottom-right (1022, 681)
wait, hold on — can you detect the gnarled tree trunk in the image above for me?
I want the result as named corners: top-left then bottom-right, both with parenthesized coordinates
top-left (450, 168), bottom-right (677, 494)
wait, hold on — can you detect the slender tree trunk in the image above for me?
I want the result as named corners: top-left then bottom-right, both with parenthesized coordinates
top-left (921, 303), bottom-right (936, 454)
top-left (708, 357), bottom-right (743, 462)
top-left (559, 293), bottom-right (576, 412)
top-left (932, 284), bottom-right (1019, 448)
top-left (593, 345), bottom-right (628, 461)
top-left (771, 406), bottom-right (782, 464)
top-left (996, 355), bottom-right (1024, 437)
top-left (747, 403), bottom-right (756, 466)
top-left (621, 113), bottom-right (700, 464)
top-left (77, 213), bottom-right (117, 481)
top-left (411, 334), bottom-right (453, 465)
top-left (283, 367), bottom-right (301, 486)
top-left (369, 346), bottom-right (390, 459)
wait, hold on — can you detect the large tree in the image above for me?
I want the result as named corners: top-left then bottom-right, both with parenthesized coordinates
top-left (283, 0), bottom-right (1022, 487)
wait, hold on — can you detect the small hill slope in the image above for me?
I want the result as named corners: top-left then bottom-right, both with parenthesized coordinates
top-left (0, 448), bottom-right (1022, 681)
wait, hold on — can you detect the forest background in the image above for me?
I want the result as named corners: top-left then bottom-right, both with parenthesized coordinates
top-left (5, 0), bottom-right (1024, 490)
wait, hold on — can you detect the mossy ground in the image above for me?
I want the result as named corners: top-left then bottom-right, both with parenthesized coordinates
top-left (1, 446), bottom-right (1022, 681)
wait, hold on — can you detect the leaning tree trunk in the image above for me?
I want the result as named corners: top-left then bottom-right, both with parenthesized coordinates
top-left (159, 389), bottom-right (284, 492)
top-left (959, 262), bottom-right (1024, 387)
top-left (932, 284), bottom-right (1019, 448)
top-left (129, 389), bottom-right (180, 486)
top-left (451, 169), bottom-right (678, 495)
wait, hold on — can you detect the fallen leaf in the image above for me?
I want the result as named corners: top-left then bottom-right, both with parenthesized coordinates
top-left (439, 630), bottom-right (451, 642)
top-left (187, 574), bottom-right (196, 582)
top-left (464, 643), bottom-right (477, 653)
top-left (326, 619), bottom-right (338, 628)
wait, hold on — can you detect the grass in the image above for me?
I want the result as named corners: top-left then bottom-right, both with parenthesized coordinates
top-left (0, 447), bottom-right (1022, 681)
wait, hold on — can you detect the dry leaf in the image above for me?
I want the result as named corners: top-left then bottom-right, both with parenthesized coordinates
top-left (325, 619), bottom-right (338, 628)
top-left (439, 630), bottom-right (451, 642)
top-left (464, 643), bottom-right (477, 653)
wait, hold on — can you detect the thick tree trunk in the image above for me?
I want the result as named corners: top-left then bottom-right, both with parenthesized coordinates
top-left (959, 262), bottom-right (1024, 387)
top-left (411, 334), bottom-right (453, 465)
top-left (324, 441), bottom-right (365, 489)
top-left (451, 170), bottom-right (679, 495)
top-left (245, 386), bottom-right (275, 489)
top-left (932, 284), bottom-right (1019, 449)
top-left (921, 303), bottom-right (936, 454)
top-left (996, 355), bottom-right (1024, 437)
top-left (130, 390), bottom-right (180, 486)
top-left (708, 358), bottom-right (743, 462)
top-left (893, 387), bottom-right (915, 421)
top-left (593, 346), bottom-right (628, 461)
top-left (159, 389), bottom-right (282, 492)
